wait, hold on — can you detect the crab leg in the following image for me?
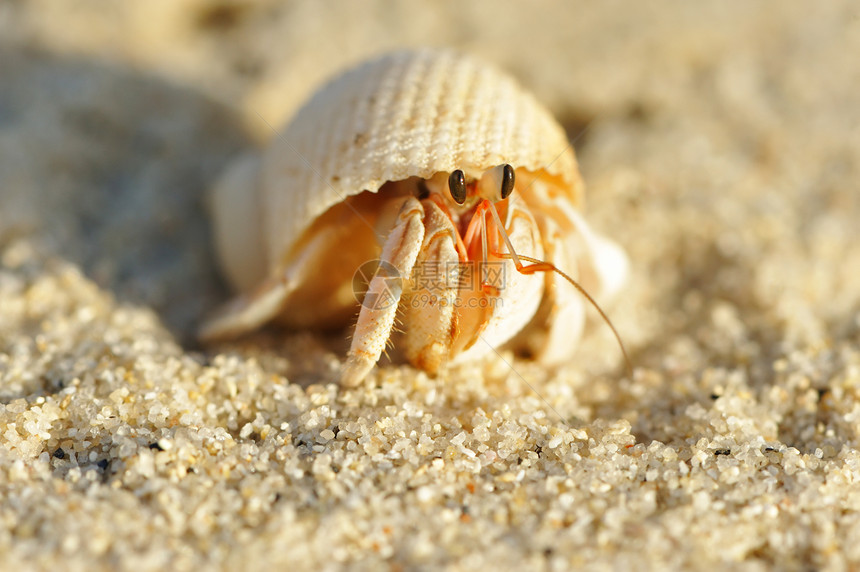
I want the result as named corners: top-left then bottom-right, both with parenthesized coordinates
top-left (461, 200), bottom-right (503, 294)
top-left (342, 197), bottom-right (425, 386)
top-left (453, 196), bottom-right (544, 361)
top-left (402, 200), bottom-right (461, 374)
top-left (521, 186), bottom-right (629, 303)
top-left (517, 213), bottom-right (587, 364)
top-left (507, 188), bottom-right (630, 366)
top-left (428, 193), bottom-right (469, 260)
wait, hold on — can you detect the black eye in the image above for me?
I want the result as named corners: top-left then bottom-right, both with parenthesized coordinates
top-left (416, 179), bottom-right (430, 200)
top-left (500, 164), bottom-right (515, 199)
top-left (448, 170), bottom-right (467, 204)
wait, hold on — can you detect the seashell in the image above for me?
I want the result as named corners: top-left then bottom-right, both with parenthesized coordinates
top-left (200, 48), bottom-right (629, 385)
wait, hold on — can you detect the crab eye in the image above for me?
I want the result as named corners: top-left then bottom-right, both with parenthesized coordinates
top-left (448, 170), bottom-right (467, 204)
top-left (500, 164), bottom-right (515, 199)
top-left (416, 179), bottom-right (430, 200)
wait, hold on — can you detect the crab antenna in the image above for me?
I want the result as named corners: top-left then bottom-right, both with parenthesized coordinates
top-left (480, 206), bottom-right (489, 265)
top-left (487, 201), bottom-right (524, 269)
top-left (487, 201), bottom-right (633, 376)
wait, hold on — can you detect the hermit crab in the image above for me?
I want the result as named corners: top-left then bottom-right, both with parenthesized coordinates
top-left (199, 49), bottom-right (629, 386)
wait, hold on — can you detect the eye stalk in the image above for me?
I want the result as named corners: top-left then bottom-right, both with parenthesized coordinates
top-left (500, 164), bottom-right (515, 199)
top-left (448, 170), bottom-right (467, 204)
top-left (477, 164), bottom-right (516, 202)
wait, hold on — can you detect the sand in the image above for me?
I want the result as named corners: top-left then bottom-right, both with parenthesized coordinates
top-left (2, 1), bottom-right (860, 570)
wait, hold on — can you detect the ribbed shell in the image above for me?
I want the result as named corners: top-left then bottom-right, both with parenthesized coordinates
top-left (258, 48), bottom-right (581, 267)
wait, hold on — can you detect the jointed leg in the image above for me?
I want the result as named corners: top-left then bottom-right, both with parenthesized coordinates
top-left (524, 194), bottom-right (629, 303)
top-left (489, 195), bottom-right (631, 370)
top-left (453, 196), bottom-right (544, 361)
top-left (342, 197), bottom-right (425, 386)
top-left (519, 199), bottom-right (631, 370)
top-left (402, 200), bottom-right (460, 375)
top-left (517, 213), bottom-right (586, 364)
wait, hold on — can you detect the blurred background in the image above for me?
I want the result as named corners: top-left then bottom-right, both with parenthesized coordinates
top-left (1, 0), bottom-right (859, 361)
top-left (2, 3), bottom-right (860, 568)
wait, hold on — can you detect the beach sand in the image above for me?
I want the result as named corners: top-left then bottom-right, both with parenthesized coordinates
top-left (1, 2), bottom-right (860, 569)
